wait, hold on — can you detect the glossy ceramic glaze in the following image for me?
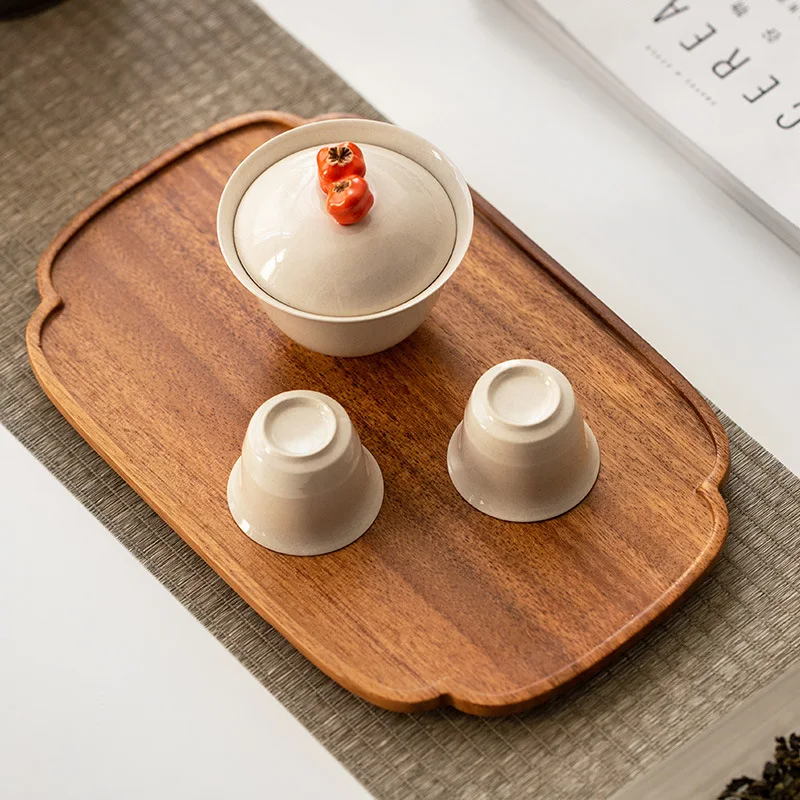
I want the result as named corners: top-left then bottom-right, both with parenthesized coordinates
top-left (447, 360), bottom-right (600, 522)
top-left (228, 390), bottom-right (384, 555)
top-left (234, 144), bottom-right (456, 317)
top-left (217, 119), bottom-right (473, 356)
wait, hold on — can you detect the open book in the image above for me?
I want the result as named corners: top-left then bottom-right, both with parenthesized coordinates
top-left (505, 0), bottom-right (800, 253)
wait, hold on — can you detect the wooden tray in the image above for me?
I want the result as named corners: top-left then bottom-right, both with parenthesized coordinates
top-left (27, 111), bottom-right (729, 716)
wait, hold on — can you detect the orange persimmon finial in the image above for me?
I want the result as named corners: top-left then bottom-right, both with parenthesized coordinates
top-left (325, 176), bottom-right (374, 226)
top-left (317, 142), bottom-right (373, 225)
top-left (316, 142), bottom-right (366, 194)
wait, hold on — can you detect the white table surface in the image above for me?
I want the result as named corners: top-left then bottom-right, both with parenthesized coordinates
top-left (3, 1), bottom-right (800, 797)
top-left (0, 427), bottom-right (370, 800)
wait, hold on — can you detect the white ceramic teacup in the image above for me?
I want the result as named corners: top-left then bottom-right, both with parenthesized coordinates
top-left (228, 390), bottom-right (383, 555)
top-left (217, 119), bottom-right (473, 357)
top-left (447, 360), bottom-right (600, 522)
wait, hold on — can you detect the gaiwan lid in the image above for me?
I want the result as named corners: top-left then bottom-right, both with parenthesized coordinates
top-left (233, 142), bottom-right (457, 317)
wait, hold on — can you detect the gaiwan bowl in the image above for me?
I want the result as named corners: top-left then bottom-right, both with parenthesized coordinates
top-left (217, 119), bottom-right (473, 357)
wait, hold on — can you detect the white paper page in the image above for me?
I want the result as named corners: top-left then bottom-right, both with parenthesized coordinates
top-left (534, 0), bottom-right (800, 232)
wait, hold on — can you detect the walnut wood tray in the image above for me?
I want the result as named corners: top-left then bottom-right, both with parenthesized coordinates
top-left (27, 111), bottom-right (729, 716)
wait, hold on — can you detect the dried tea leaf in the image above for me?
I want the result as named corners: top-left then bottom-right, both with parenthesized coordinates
top-left (717, 732), bottom-right (800, 800)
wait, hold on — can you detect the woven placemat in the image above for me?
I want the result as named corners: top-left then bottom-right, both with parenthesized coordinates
top-left (2, 2), bottom-right (799, 798)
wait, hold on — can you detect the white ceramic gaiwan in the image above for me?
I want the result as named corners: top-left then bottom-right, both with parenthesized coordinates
top-left (217, 119), bottom-right (473, 357)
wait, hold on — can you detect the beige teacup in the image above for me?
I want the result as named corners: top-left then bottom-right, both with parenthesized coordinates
top-left (447, 360), bottom-right (600, 522)
top-left (228, 390), bottom-right (383, 555)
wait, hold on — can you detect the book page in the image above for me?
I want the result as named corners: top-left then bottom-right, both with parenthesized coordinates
top-left (535, 0), bottom-right (799, 231)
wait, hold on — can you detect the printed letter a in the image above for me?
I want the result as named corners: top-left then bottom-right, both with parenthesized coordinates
top-left (654, 0), bottom-right (690, 22)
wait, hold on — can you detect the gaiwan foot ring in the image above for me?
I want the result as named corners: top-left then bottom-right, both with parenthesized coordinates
top-left (228, 390), bottom-right (384, 556)
top-left (447, 360), bottom-right (600, 522)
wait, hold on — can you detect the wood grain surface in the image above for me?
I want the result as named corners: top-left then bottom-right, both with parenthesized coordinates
top-left (26, 111), bottom-right (729, 715)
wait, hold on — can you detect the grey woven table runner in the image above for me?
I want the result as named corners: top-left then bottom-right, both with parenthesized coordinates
top-left (2, 2), bottom-right (799, 798)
